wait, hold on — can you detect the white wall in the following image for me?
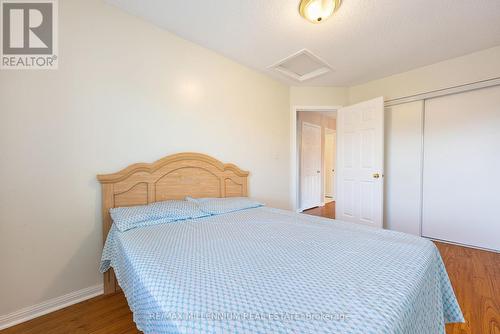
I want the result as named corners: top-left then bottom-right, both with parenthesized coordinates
top-left (349, 45), bottom-right (500, 103)
top-left (0, 0), bottom-right (290, 316)
top-left (290, 86), bottom-right (348, 107)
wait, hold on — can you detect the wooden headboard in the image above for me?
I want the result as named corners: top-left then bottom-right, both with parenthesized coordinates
top-left (97, 152), bottom-right (249, 294)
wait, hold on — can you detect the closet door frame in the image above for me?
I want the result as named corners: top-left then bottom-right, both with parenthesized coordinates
top-left (384, 76), bottom-right (500, 252)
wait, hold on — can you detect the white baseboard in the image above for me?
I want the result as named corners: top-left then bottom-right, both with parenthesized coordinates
top-left (0, 284), bottom-right (103, 330)
top-left (425, 237), bottom-right (499, 253)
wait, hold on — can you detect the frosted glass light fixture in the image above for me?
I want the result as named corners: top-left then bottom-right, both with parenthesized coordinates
top-left (299, 0), bottom-right (342, 23)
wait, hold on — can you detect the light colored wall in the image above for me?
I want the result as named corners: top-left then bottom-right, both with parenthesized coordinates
top-left (290, 86), bottom-right (348, 107)
top-left (0, 0), bottom-right (290, 316)
top-left (348, 45), bottom-right (500, 103)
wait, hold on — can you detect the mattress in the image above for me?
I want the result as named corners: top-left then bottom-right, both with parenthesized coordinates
top-left (100, 207), bottom-right (463, 333)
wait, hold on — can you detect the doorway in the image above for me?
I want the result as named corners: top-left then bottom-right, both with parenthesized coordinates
top-left (291, 97), bottom-right (385, 226)
top-left (295, 109), bottom-right (337, 215)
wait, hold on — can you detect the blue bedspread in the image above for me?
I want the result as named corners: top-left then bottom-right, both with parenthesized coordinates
top-left (100, 207), bottom-right (463, 334)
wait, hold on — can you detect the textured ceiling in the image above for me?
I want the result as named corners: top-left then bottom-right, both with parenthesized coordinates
top-left (105, 0), bottom-right (500, 86)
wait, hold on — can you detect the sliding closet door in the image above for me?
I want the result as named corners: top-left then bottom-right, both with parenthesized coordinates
top-left (384, 101), bottom-right (423, 235)
top-left (422, 85), bottom-right (500, 251)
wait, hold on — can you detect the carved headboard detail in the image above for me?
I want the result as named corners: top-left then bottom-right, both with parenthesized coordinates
top-left (97, 152), bottom-right (249, 294)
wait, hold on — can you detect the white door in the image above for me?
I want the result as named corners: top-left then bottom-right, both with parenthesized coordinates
top-left (336, 97), bottom-right (384, 227)
top-left (324, 129), bottom-right (336, 199)
top-left (384, 101), bottom-right (423, 236)
top-left (422, 86), bottom-right (500, 251)
top-left (300, 122), bottom-right (322, 210)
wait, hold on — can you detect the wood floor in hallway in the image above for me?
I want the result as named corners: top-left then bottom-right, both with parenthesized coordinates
top-left (302, 201), bottom-right (335, 219)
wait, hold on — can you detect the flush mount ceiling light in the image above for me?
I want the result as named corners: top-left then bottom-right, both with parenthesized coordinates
top-left (299, 0), bottom-right (342, 23)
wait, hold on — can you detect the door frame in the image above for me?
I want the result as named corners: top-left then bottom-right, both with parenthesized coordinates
top-left (324, 128), bottom-right (336, 200)
top-left (290, 105), bottom-right (341, 212)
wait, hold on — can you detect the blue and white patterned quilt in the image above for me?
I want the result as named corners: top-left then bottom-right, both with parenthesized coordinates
top-left (100, 207), bottom-right (463, 334)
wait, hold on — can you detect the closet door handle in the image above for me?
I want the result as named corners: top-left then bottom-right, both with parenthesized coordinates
top-left (373, 173), bottom-right (380, 179)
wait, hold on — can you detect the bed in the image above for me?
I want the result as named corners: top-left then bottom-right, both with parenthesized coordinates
top-left (98, 153), bottom-right (463, 334)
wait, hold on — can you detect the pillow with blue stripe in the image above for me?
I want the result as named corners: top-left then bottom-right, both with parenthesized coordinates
top-left (186, 196), bottom-right (264, 215)
top-left (110, 200), bottom-right (210, 232)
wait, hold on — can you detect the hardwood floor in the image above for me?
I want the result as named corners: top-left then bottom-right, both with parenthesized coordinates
top-left (436, 242), bottom-right (500, 334)
top-left (302, 201), bottom-right (335, 219)
top-left (1, 292), bottom-right (140, 334)
top-left (2, 205), bottom-right (498, 334)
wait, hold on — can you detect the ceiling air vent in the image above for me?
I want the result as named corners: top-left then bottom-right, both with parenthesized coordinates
top-left (270, 49), bottom-right (333, 82)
